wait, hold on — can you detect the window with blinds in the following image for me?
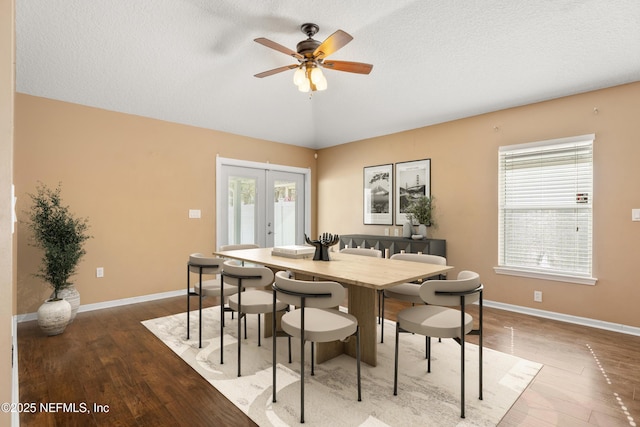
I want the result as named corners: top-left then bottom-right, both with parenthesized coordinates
top-left (497, 134), bottom-right (595, 284)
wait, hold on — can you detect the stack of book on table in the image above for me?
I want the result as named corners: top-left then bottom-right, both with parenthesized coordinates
top-left (271, 245), bottom-right (315, 259)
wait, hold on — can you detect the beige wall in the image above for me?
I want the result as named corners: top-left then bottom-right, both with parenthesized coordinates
top-left (318, 82), bottom-right (640, 328)
top-left (1, 0), bottom-right (15, 423)
top-left (14, 95), bottom-right (317, 314)
top-left (13, 83), bottom-right (640, 329)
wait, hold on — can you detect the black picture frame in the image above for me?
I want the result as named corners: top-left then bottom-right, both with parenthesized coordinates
top-left (363, 163), bottom-right (393, 225)
top-left (395, 159), bottom-right (431, 225)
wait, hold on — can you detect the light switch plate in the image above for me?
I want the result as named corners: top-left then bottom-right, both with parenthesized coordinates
top-left (189, 209), bottom-right (201, 219)
top-left (633, 209), bottom-right (640, 221)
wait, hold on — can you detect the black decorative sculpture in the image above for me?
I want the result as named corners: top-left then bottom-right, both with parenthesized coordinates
top-left (305, 233), bottom-right (340, 261)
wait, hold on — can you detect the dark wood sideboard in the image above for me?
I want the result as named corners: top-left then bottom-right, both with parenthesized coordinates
top-left (338, 234), bottom-right (446, 258)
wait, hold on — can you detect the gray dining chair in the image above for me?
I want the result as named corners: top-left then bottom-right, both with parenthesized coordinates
top-left (393, 270), bottom-right (483, 419)
top-left (272, 270), bottom-right (362, 423)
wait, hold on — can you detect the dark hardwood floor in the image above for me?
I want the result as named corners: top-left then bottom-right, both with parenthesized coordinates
top-left (18, 295), bottom-right (640, 426)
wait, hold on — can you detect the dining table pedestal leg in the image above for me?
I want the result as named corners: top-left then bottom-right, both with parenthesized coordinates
top-left (315, 284), bottom-right (377, 367)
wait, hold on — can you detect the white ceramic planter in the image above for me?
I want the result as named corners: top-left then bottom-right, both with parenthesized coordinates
top-left (37, 299), bottom-right (72, 336)
top-left (50, 285), bottom-right (80, 322)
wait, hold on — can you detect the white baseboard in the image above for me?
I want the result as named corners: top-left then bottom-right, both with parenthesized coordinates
top-left (16, 289), bottom-right (184, 323)
top-left (15, 290), bottom-right (640, 338)
top-left (484, 299), bottom-right (640, 337)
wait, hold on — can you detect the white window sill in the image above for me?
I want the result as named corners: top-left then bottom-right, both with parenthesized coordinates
top-left (494, 266), bottom-right (597, 285)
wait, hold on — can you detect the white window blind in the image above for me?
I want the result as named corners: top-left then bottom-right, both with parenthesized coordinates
top-left (498, 135), bottom-right (594, 282)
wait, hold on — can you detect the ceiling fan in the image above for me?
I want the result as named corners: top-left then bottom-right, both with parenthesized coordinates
top-left (254, 23), bottom-right (373, 92)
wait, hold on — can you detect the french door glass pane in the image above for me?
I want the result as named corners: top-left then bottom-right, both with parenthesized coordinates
top-left (273, 179), bottom-right (297, 246)
top-left (228, 176), bottom-right (256, 245)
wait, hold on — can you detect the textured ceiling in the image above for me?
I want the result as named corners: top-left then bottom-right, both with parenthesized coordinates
top-left (15, 0), bottom-right (640, 149)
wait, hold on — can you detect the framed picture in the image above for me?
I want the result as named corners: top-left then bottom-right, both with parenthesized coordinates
top-left (395, 159), bottom-right (431, 224)
top-left (363, 164), bottom-right (393, 225)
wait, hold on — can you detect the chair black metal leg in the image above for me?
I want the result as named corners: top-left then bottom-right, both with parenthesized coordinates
top-left (380, 293), bottom-right (385, 343)
top-left (393, 321), bottom-right (399, 395)
top-left (460, 299), bottom-right (466, 418)
top-left (237, 281), bottom-right (243, 377)
top-left (198, 280), bottom-right (202, 348)
top-left (427, 336), bottom-right (431, 373)
top-left (272, 292), bottom-right (277, 404)
top-left (237, 312), bottom-right (242, 377)
top-left (220, 275), bottom-right (225, 364)
top-left (479, 290), bottom-right (483, 401)
top-left (300, 305), bottom-right (306, 423)
top-left (311, 342), bottom-right (315, 376)
top-left (356, 326), bottom-right (361, 401)
top-left (257, 313), bottom-right (261, 346)
top-left (300, 337), bottom-right (305, 423)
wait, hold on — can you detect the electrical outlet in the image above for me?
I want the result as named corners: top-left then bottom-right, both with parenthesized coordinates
top-left (534, 290), bottom-right (542, 302)
top-left (96, 267), bottom-right (104, 278)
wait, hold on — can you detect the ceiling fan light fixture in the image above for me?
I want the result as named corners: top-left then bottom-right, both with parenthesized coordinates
top-left (310, 67), bottom-right (324, 85)
top-left (293, 67), bottom-right (306, 86)
top-left (297, 78), bottom-right (311, 92)
top-left (315, 74), bottom-right (328, 91)
top-left (255, 23), bottom-right (372, 93)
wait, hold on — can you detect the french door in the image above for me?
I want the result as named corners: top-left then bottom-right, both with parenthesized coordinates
top-left (216, 157), bottom-right (310, 248)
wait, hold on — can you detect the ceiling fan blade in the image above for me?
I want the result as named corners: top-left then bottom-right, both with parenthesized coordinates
top-left (254, 64), bottom-right (299, 78)
top-left (313, 30), bottom-right (353, 59)
top-left (254, 37), bottom-right (303, 60)
top-left (322, 60), bottom-right (373, 74)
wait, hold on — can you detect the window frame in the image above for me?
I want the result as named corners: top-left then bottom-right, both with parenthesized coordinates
top-left (494, 134), bottom-right (597, 285)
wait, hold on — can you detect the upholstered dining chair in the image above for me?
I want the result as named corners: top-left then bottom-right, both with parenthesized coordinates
top-left (219, 243), bottom-right (260, 252)
top-left (393, 270), bottom-right (483, 419)
top-left (340, 247), bottom-right (383, 258)
top-left (222, 260), bottom-right (289, 376)
top-left (219, 243), bottom-right (260, 265)
top-left (272, 270), bottom-right (362, 423)
top-left (380, 253), bottom-right (447, 343)
top-left (186, 253), bottom-right (238, 348)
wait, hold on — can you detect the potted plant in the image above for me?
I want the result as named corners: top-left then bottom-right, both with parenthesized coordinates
top-left (26, 183), bottom-right (91, 335)
top-left (405, 195), bottom-right (436, 237)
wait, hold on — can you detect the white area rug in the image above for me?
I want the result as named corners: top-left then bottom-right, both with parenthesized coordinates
top-left (142, 306), bottom-right (541, 426)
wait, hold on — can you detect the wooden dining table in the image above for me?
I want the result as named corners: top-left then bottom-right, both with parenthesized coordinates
top-left (213, 247), bottom-right (453, 366)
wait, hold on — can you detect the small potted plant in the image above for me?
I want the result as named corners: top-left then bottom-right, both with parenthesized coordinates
top-left (405, 195), bottom-right (436, 237)
top-left (26, 183), bottom-right (91, 335)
